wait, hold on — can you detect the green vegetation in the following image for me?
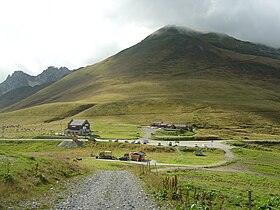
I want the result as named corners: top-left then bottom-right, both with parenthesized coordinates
top-left (0, 140), bottom-right (225, 208)
top-left (137, 142), bottom-right (280, 209)
top-left (150, 170), bottom-right (280, 209)
top-left (148, 147), bottom-right (224, 165)
top-left (0, 143), bottom-right (87, 208)
top-left (155, 129), bottom-right (195, 137)
top-left (92, 123), bottom-right (143, 140)
top-left (0, 138), bottom-right (279, 209)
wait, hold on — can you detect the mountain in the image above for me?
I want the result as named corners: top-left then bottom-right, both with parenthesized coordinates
top-left (0, 66), bottom-right (70, 96)
top-left (0, 82), bottom-right (53, 110)
top-left (2, 26), bottom-right (280, 138)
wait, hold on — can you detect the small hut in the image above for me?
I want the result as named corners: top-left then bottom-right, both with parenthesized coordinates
top-left (130, 151), bottom-right (145, 161)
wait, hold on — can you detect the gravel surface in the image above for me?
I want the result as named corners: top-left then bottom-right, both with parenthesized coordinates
top-left (54, 171), bottom-right (159, 210)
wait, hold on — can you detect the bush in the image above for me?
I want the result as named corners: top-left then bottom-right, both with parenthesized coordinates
top-left (1, 172), bottom-right (15, 183)
top-left (258, 197), bottom-right (280, 210)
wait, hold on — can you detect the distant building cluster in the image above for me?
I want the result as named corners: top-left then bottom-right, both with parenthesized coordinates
top-left (151, 121), bottom-right (193, 131)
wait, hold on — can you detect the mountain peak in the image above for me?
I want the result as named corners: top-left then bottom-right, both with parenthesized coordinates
top-left (0, 66), bottom-right (71, 96)
top-left (150, 25), bottom-right (200, 37)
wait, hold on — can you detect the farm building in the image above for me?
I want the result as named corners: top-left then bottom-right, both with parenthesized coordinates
top-left (129, 151), bottom-right (145, 161)
top-left (64, 119), bottom-right (91, 136)
top-left (151, 122), bottom-right (193, 131)
top-left (151, 122), bottom-right (167, 128)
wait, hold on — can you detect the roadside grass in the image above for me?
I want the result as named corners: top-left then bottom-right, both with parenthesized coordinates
top-left (0, 140), bottom-right (226, 208)
top-left (132, 144), bottom-right (280, 209)
top-left (232, 148), bottom-right (280, 175)
top-left (229, 140), bottom-right (280, 152)
top-left (154, 130), bottom-right (195, 137)
top-left (161, 170), bottom-right (280, 209)
top-left (0, 151), bottom-right (87, 209)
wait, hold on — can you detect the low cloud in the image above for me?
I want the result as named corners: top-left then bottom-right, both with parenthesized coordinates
top-left (0, 0), bottom-right (279, 82)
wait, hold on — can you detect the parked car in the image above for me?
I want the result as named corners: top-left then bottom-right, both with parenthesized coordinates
top-left (168, 141), bottom-right (172, 146)
top-left (158, 142), bottom-right (162, 146)
top-left (124, 140), bottom-right (129, 143)
top-left (194, 143), bottom-right (198, 147)
top-left (136, 140), bottom-right (141, 144)
top-left (114, 139), bottom-right (119, 142)
top-left (130, 140), bottom-right (136, 144)
top-left (142, 139), bottom-right (149, 144)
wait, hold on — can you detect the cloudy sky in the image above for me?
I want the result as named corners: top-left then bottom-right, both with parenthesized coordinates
top-left (1, 0), bottom-right (280, 82)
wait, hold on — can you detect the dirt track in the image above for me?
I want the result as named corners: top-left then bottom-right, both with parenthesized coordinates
top-left (54, 171), bottom-right (159, 210)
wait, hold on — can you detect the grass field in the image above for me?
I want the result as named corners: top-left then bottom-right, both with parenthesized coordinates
top-left (139, 141), bottom-right (280, 209)
top-left (0, 139), bottom-right (279, 209)
top-left (0, 140), bottom-right (225, 208)
top-left (1, 103), bottom-right (280, 140)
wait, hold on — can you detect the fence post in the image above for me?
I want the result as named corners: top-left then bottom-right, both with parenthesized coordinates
top-left (248, 190), bottom-right (252, 210)
top-left (155, 162), bottom-right (158, 174)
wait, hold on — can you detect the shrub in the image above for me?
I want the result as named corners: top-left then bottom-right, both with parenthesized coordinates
top-left (258, 197), bottom-right (280, 210)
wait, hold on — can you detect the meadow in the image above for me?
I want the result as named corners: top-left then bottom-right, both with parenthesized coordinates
top-left (139, 141), bottom-right (280, 209)
top-left (0, 140), bottom-right (224, 209)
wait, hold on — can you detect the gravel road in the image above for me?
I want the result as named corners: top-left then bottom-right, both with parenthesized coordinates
top-left (54, 171), bottom-right (159, 210)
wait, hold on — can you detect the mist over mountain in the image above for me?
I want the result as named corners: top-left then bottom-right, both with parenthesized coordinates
top-left (0, 66), bottom-right (70, 96)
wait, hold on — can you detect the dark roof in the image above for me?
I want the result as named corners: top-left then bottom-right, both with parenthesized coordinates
top-left (131, 151), bottom-right (145, 156)
top-left (69, 119), bottom-right (88, 126)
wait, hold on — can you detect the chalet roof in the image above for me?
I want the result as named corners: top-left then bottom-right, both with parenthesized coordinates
top-left (69, 119), bottom-right (88, 126)
top-left (130, 151), bottom-right (145, 156)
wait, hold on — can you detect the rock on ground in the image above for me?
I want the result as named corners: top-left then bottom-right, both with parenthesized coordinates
top-left (54, 170), bottom-right (159, 210)
top-left (58, 140), bottom-right (83, 149)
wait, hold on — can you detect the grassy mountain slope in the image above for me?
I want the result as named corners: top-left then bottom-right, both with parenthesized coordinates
top-left (0, 82), bottom-right (53, 111)
top-left (1, 26), bottom-right (280, 139)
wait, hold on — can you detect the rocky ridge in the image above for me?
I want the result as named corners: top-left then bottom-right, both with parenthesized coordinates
top-left (0, 66), bottom-right (70, 96)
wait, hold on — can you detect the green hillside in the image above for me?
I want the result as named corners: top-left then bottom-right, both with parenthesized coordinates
top-left (0, 82), bottom-right (53, 111)
top-left (1, 26), bottom-right (280, 139)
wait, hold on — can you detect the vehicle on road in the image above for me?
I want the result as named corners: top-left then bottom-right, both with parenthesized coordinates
top-left (130, 140), bottom-right (136, 144)
top-left (96, 151), bottom-right (116, 160)
top-left (167, 141), bottom-right (172, 146)
top-left (158, 142), bottom-right (162, 146)
top-left (136, 140), bottom-right (141, 144)
top-left (124, 140), bottom-right (129, 143)
top-left (142, 139), bottom-right (149, 144)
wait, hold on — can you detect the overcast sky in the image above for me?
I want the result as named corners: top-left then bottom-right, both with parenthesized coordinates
top-left (1, 0), bottom-right (280, 82)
